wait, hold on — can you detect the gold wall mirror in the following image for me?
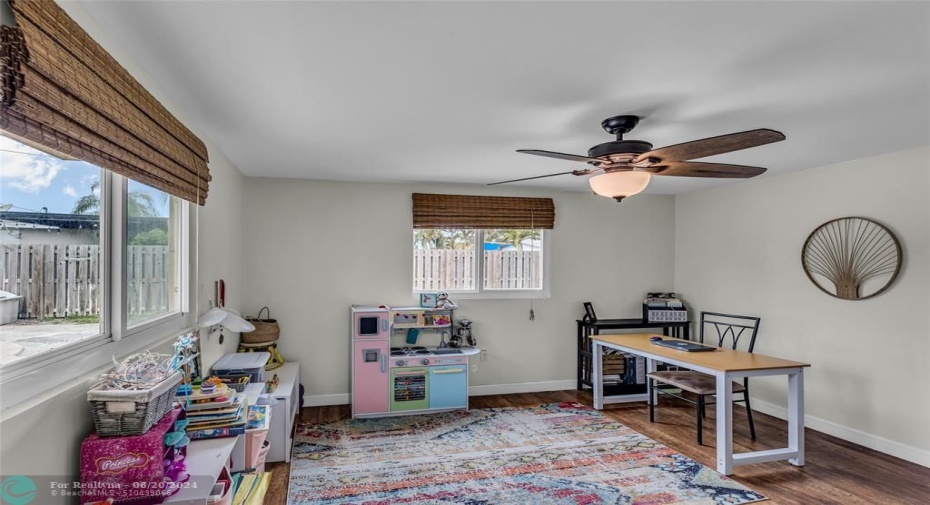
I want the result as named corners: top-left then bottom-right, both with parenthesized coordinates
top-left (801, 217), bottom-right (901, 300)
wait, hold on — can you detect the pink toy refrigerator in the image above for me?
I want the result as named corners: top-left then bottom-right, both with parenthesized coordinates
top-left (351, 306), bottom-right (390, 417)
top-left (81, 407), bottom-right (186, 504)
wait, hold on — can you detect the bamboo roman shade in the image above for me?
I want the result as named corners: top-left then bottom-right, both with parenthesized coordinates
top-left (0, 0), bottom-right (210, 205)
top-left (412, 193), bottom-right (555, 229)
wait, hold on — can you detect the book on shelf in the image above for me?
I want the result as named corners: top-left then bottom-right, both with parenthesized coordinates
top-left (187, 397), bottom-right (244, 418)
top-left (187, 413), bottom-right (247, 438)
top-left (231, 471), bottom-right (271, 505)
top-left (185, 398), bottom-right (249, 439)
top-left (246, 404), bottom-right (271, 430)
top-left (184, 389), bottom-right (238, 411)
top-left (623, 355), bottom-right (637, 384)
top-left (188, 424), bottom-right (246, 440)
top-left (188, 412), bottom-right (242, 426)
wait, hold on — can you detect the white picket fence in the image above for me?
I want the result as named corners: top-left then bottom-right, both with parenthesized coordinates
top-left (414, 250), bottom-right (541, 291)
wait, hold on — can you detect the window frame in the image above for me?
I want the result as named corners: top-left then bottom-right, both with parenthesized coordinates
top-left (412, 228), bottom-right (551, 299)
top-left (0, 170), bottom-right (196, 414)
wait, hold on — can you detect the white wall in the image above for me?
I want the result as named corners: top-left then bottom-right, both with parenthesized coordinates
top-left (242, 179), bottom-right (676, 401)
top-left (674, 147), bottom-right (930, 466)
top-left (195, 147), bottom-right (248, 371)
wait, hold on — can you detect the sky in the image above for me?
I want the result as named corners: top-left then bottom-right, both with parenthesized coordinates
top-left (0, 137), bottom-right (167, 215)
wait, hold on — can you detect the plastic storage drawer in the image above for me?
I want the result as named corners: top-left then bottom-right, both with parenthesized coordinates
top-left (212, 352), bottom-right (270, 382)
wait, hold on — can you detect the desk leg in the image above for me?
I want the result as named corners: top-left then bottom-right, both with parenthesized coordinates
top-left (788, 368), bottom-right (805, 467)
top-left (716, 373), bottom-right (734, 475)
top-left (592, 341), bottom-right (603, 410)
top-left (646, 358), bottom-right (657, 405)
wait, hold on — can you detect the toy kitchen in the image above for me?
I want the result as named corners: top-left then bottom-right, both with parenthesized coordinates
top-left (351, 305), bottom-right (480, 418)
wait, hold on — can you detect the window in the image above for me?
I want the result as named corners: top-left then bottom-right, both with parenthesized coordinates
top-left (413, 228), bottom-right (546, 296)
top-left (0, 137), bottom-right (193, 409)
top-left (126, 180), bottom-right (182, 327)
top-left (0, 0), bottom-right (207, 411)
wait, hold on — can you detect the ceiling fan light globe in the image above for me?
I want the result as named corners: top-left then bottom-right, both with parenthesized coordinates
top-left (589, 172), bottom-right (651, 201)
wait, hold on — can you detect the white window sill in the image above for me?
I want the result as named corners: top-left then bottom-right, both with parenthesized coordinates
top-left (414, 289), bottom-right (551, 300)
top-left (0, 315), bottom-right (194, 420)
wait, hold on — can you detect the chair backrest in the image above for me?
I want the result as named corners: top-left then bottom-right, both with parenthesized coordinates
top-left (699, 312), bottom-right (761, 353)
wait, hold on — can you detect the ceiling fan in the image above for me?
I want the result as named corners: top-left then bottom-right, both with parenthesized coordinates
top-left (491, 115), bottom-right (785, 202)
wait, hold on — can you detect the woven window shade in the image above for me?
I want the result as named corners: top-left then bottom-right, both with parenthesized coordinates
top-left (412, 193), bottom-right (555, 229)
top-left (0, 0), bottom-right (210, 205)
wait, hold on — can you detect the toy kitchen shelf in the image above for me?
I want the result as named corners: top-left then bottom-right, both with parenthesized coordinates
top-left (390, 307), bottom-right (453, 330)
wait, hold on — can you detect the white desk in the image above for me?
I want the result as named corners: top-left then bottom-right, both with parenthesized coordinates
top-left (591, 333), bottom-right (811, 475)
top-left (163, 437), bottom-right (236, 504)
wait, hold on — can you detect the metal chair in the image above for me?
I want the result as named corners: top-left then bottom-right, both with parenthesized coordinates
top-left (647, 311), bottom-right (761, 445)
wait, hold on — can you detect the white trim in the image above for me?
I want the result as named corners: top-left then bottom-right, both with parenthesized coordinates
top-left (303, 393), bottom-right (350, 407)
top-left (751, 398), bottom-right (930, 468)
top-left (302, 380), bottom-right (577, 407)
top-left (468, 379), bottom-right (576, 396)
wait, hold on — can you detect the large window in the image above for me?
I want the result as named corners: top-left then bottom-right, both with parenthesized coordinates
top-left (0, 137), bottom-right (191, 406)
top-left (413, 228), bottom-right (546, 295)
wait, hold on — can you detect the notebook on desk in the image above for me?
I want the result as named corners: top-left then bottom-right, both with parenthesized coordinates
top-left (651, 340), bottom-right (717, 352)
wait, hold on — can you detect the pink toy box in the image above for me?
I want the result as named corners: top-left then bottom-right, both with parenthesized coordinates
top-left (81, 406), bottom-right (186, 504)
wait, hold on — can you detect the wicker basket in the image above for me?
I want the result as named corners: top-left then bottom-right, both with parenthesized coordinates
top-left (87, 371), bottom-right (182, 437)
top-left (216, 373), bottom-right (251, 392)
top-left (243, 306), bottom-right (279, 344)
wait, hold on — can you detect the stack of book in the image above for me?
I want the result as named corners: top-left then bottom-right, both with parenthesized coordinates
top-left (642, 292), bottom-right (687, 322)
top-left (230, 471), bottom-right (271, 505)
top-left (180, 384), bottom-right (248, 439)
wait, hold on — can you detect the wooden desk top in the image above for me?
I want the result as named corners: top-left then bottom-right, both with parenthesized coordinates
top-left (591, 333), bottom-right (810, 373)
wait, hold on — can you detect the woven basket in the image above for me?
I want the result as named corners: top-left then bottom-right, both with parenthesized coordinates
top-left (216, 373), bottom-right (251, 392)
top-left (87, 371), bottom-right (182, 437)
top-left (243, 306), bottom-right (279, 344)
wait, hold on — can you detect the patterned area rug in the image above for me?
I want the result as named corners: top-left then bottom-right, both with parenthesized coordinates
top-left (287, 403), bottom-right (766, 504)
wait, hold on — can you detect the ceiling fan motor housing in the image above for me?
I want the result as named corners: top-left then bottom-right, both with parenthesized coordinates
top-left (587, 140), bottom-right (653, 159)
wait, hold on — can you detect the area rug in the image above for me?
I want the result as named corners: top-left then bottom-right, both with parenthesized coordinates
top-left (287, 403), bottom-right (766, 504)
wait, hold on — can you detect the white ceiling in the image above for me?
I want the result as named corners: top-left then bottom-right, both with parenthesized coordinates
top-left (77, 1), bottom-right (929, 195)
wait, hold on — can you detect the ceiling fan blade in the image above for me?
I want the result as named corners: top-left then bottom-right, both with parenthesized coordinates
top-left (517, 149), bottom-right (605, 164)
top-left (636, 129), bottom-right (785, 164)
top-left (644, 161), bottom-right (767, 178)
top-left (488, 169), bottom-right (598, 186)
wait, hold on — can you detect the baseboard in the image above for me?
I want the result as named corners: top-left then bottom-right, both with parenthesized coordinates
top-left (302, 380), bottom-right (577, 407)
top-left (751, 398), bottom-right (930, 468)
top-left (468, 380), bottom-right (577, 396)
top-left (302, 393), bottom-right (350, 407)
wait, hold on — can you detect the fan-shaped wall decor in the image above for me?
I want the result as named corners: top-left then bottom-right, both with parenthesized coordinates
top-left (801, 217), bottom-right (902, 300)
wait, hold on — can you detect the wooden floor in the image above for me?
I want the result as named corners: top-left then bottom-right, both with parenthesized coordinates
top-left (264, 390), bottom-right (930, 504)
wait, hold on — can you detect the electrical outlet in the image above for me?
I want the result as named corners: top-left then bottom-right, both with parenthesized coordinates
top-left (471, 364), bottom-right (478, 373)
top-left (480, 350), bottom-right (488, 362)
